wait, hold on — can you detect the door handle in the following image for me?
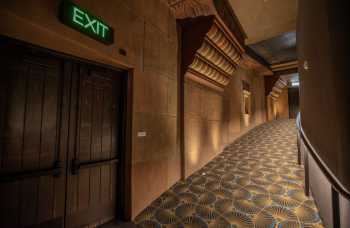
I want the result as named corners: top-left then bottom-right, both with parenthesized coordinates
top-left (0, 161), bottom-right (62, 183)
top-left (71, 158), bottom-right (118, 175)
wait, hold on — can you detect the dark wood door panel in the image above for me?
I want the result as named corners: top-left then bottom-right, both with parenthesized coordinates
top-left (0, 45), bottom-right (66, 228)
top-left (0, 38), bottom-right (127, 228)
top-left (66, 65), bottom-right (121, 228)
top-left (1, 54), bottom-right (62, 173)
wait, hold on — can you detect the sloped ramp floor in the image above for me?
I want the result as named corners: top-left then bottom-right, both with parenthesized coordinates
top-left (134, 119), bottom-right (324, 228)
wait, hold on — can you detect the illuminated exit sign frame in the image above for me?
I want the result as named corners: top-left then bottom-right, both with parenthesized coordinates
top-left (59, 1), bottom-right (114, 44)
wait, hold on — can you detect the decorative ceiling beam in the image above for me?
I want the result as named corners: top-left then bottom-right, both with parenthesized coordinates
top-left (271, 60), bottom-right (298, 72)
top-left (272, 86), bottom-right (283, 94)
top-left (269, 94), bottom-right (278, 101)
top-left (168, 0), bottom-right (215, 19)
top-left (270, 91), bottom-right (280, 99)
top-left (275, 78), bottom-right (288, 89)
top-left (169, 0), bottom-right (246, 47)
top-left (243, 90), bottom-right (251, 96)
top-left (180, 16), bottom-right (244, 90)
top-left (173, 0), bottom-right (274, 91)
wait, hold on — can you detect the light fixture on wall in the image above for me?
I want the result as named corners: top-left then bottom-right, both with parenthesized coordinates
top-left (291, 81), bottom-right (300, 87)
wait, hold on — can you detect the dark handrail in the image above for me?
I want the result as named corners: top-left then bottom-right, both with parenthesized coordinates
top-left (0, 163), bottom-right (62, 183)
top-left (296, 115), bottom-right (350, 200)
top-left (72, 158), bottom-right (118, 174)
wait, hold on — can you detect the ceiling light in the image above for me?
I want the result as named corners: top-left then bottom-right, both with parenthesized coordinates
top-left (291, 81), bottom-right (300, 87)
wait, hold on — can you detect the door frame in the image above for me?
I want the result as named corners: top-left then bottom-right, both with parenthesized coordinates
top-left (0, 35), bottom-right (133, 223)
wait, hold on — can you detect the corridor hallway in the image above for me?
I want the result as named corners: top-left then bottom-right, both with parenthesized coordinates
top-left (1, 1), bottom-right (348, 227)
top-left (135, 120), bottom-right (323, 227)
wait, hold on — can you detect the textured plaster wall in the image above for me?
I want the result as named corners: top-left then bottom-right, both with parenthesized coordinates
top-left (184, 79), bottom-right (224, 177)
top-left (276, 87), bottom-right (289, 119)
top-left (0, 0), bottom-right (179, 218)
top-left (266, 87), bottom-right (289, 121)
top-left (267, 96), bottom-right (275, 121)
top-left (184, 68), bottom-right (266, 177)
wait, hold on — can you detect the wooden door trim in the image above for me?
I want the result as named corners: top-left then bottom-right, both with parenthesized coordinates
top-left (117, 68), bottom-right (133, 221)
top-left (0, 35), bottom-right (133, 223)
top-left (0, 35), bottom-right (128, 72)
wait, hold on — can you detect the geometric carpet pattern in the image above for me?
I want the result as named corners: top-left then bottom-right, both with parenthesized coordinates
top-left (134, 120), bottom-right (324, 228)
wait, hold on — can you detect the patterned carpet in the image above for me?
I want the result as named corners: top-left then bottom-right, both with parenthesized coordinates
top-left (134, 120), bottom-right (324, 228)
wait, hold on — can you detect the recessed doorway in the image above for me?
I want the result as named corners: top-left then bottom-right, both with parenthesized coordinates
top-left (0, 36), bottom-right (132, 228)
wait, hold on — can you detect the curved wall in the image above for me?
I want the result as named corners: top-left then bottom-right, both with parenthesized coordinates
top-left (298, 0), bottom-right (350, 195)
top-left (298, 0), bottom-right (350, 227)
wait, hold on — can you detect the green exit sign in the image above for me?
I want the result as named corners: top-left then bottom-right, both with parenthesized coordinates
top-left (59, 1), bottom-right (114, 44)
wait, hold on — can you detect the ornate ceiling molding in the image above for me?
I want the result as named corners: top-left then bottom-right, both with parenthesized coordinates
top-left (173, 0), bottom-right (273, 91)
top-left (275, 78), bottom-right (288, 89)
top-left (271, 60), bottom-right (298, 72)
top-left (180, 16), bottom-right (244, 90)
top-left (188, 57), bottom-right (231, 86)
top-left (272, 86), bottom-right (283, 94)
top-left (169, 0), bottom-right (246, 47)
top-left (168, 0), bottom-right (215, 19)
top-left (268, 78), bottom-right (288, 99)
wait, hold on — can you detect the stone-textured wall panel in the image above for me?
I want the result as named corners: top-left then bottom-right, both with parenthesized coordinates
top-left (276, 88), bottom-right (289, 119)
top-left (184, 66), bottom-right (267, 178)
top-left (120, 0), bottom-right (145, 18)
top-left (133, 113), bottom-right (177, 163)
top-left (251, 75), bottom-right (266, 125)
top-left (225, 76), bottom-right (242, 139)
top-left (159, 39), bottom-right (178, 79)
top-left (208, 120), bottom-right (223, 154)
top-left (167, 10), bottom-right (178, 39)
top-left (205, 92), bottom-right (223, 121)
top-left (168, 78), bottom-right (178, 117)
top-left (185, 117), bottom-right (205, 176)
top-left (134, 72), bottom-right (169, 115)
top-left (184, 81), bottom-right (202, 117)
top-left (143, 0), bottom-right (170, 34)
top-left (132, 158), bottom-right (170, 219)
top-left (144, 23), bottom-right (161, 72)
top-left (167, 41), bottom-right (179, 78)
top-left (112, 1), bottom-right (144, 64)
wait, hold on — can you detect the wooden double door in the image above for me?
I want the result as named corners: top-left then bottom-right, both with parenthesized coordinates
top-left (0, 39), bottom-right (127, 227)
